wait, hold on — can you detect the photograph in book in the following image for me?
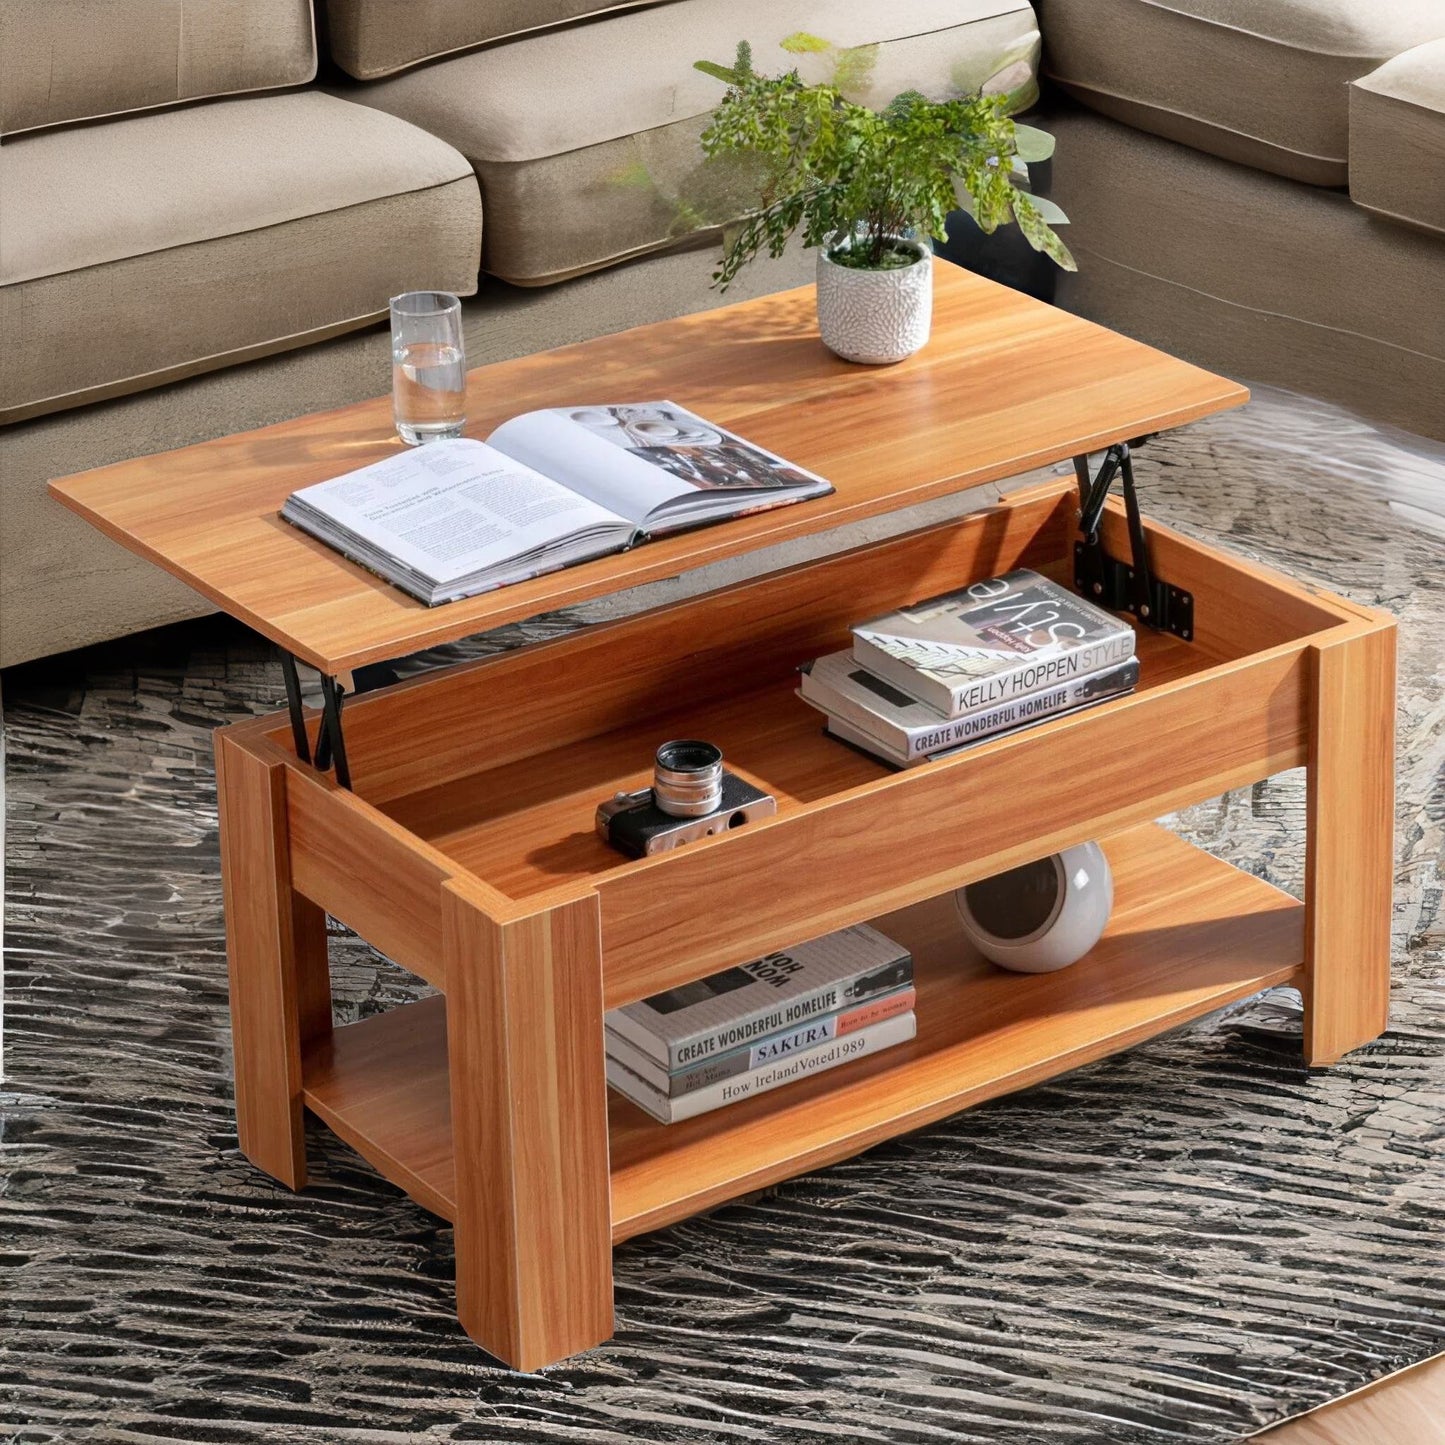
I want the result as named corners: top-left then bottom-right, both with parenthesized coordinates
top-left (560, 403), bottom-right (819, 491)
top-left (280, 400), bottom-right (831, 606)
top-left (853, 569), bottom-right (1136, 717)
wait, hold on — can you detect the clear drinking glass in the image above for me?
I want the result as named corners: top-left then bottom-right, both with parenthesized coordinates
top-left (390, 291), bottom-right (466, 444)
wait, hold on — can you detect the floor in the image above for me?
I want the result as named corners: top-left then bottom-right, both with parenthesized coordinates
top-left (1253, 1353), bottom-right (1445, 1444)
top-left (2, 388), bottom-right (1443, 1443)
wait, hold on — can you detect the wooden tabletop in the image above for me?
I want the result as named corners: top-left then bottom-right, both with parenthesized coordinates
top-left (50, 262), bottom-right (1247, 675)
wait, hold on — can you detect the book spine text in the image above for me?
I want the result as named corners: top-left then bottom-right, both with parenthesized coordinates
top-left (665, 959), bottom-right (911, 1070)
top-left (608, 1011), bottom-right (918, 1123)
top-left (618, 987), bottom-right (917, 1097)
top-left (909, 658), bottom-right (1139, 757)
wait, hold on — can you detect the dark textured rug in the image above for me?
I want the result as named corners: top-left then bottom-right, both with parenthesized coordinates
top-left (3, 389), bottom-right (1442, 1445)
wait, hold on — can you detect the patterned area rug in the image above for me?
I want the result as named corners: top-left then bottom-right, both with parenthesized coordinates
top-left (3, 388), bottom-right (1442, 1444)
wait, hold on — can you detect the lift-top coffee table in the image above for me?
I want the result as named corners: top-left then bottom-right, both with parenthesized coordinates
top-left (51, 262), bottom-right (1395, 1370)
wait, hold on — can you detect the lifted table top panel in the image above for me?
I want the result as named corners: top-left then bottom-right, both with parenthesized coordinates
top-left (49, 262), bottom-right (1247, 675)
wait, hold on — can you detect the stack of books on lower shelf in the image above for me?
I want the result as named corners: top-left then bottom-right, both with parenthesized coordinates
top-left (605, 924), bottom-right (915, 1124)
top-left (798, 569), bottom-right (1139, 768)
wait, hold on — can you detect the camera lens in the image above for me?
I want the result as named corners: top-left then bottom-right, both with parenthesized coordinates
top-left (655, 740), bottom-right (721, 774)
top-left (652, 739), bottom-right (724, 818)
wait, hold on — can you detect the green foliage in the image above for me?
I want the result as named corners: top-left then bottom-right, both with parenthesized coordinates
top-left (960, 32), bottom-right (1041, 117)
top-left (827, 238), bottom-right (922, 271)
top-left (831, 41), bottom-right (879, 100)
top-left (690, 35), bottom-right (1074, 288)
top-left (779, 32), bottom-right (830, 54)
top-left (1012, 123), bottom-right (1056, 163)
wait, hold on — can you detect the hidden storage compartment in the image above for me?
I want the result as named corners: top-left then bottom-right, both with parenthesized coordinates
top-left (272, 476), bottom-right (1364, 1241)
top-left (266, 479), bottom-right (1354, 999)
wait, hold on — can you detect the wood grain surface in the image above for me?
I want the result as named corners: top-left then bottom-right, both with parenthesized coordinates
top-left (1303, 622), bottom-right (1397, 1064)
top-left (291, 825), bottom-right (1305, 1242)
top-left (442, 882), bottom-right (613, 1369)
top-left (49, 263), bottom-right (1247, 673)
top-left (1255, 1354), bottom-right (1445, 1445)
top-left (7, 388), bottom-right (1441, 1440)
top-left (214, 733), bottom-right (329, 1190)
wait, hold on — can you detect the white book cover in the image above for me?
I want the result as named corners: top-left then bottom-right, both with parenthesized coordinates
top-left (607, 1011), bottom-right (917, 1123)
top-left (826, 714), bottom-right (922, 767)
top-left (852, 569), bottom-right (1136, 717)
top-left (605, 923), bottom-right (912, 1072)
top-left (800, 653), bottom-right (1140, 760)
top-left (824, 672), bottom-right (1143, 768)
top-left (606, 985), bottom-right (917, 1097)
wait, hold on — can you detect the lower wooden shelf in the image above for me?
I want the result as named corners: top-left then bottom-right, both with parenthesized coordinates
top-left (301, 825), bottom-right (1304, 1243)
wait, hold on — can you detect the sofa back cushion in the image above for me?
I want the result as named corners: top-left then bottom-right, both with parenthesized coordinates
top-left (0, 92), bottom-right (481, 422)
top-left (1039, 0), bottom-right (1445, 186)
top-left (0, 0), bottom-right (317, 135)
top-left (321, 0), bottom-right (671, 80)
top-left (346, 0), bottom-right (1040, 285)
top-left (1350, 39), bottom-right (1445, 236)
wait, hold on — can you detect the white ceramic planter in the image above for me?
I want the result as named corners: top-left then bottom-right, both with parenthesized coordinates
top-left (815, 236), bottom-right (933, 364)
top-left (953, 841), bottom-right (1115, 974)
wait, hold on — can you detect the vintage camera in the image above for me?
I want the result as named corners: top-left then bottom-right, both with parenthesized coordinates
top-left (596, 740), bottom-right (776, 857)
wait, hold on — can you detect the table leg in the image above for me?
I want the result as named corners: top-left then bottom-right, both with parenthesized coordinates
top-left (215, 734), bottom-right (332, 1188)
top-left (443, 880), bottom-right (613, 1369)
top-left (1302, 624), bottom-right (1396, 1065)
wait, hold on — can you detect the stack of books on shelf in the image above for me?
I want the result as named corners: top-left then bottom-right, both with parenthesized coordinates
top-left (605, 924), bottom-right (915, 1124)
top-left (797, 569), bottom-right (1139, 768)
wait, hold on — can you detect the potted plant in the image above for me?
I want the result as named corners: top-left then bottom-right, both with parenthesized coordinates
top-left (693, 35), bottom-right (1075, 364)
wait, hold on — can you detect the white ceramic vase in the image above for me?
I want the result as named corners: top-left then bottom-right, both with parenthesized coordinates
top-left (815, 235), bottom-right (933, 364)
top-left (953, 841), bottom-right (1115, 974)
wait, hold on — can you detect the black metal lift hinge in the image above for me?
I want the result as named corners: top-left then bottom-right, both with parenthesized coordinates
top-left (1072, 441), bottom-right (1194, 642)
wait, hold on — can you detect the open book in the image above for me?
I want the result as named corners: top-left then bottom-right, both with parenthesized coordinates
top-left (281, 401), bottom-right (833, 605)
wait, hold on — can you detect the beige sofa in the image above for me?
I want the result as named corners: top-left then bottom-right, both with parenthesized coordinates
top-left (0, 0), bottom-right (1039, 668)
top-left (2, 0), bottom-right (1441, 669)
top-left (1037, 0), bottom-right (1445, 444)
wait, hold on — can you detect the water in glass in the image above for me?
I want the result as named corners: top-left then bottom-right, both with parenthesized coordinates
top-left (392, 340), bottom-right (466, 444)
top-left (390, 291), bottom-right (466, 444)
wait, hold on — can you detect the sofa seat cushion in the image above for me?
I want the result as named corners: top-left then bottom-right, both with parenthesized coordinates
top-left (0, 92), bottom-right (482, 423)
top-left (1351, 40), bottom-right (1445, 236)
top-left (323, 0), bottom-right (675, 81)
top-left (1040, 0), bottom-right (1445, 186)
top-left (344, 0), bottom-right (1040, 285)
top-left (1, 0), bottom-right (316, 135)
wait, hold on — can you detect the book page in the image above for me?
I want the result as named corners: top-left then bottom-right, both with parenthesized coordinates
top-left (488, 401), bottom-right (830, 530)
top-left (486, 408), bottom-right (688, 524)
top-left (288, 438), bottom-right (628, 585)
